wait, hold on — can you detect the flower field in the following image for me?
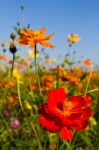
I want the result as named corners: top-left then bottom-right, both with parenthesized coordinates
top-left (0, 6), bottom-right (99, 150)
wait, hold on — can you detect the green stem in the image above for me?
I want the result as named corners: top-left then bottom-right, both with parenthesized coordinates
top-left (47, 133), bottom-right (53, 150)
top-left (21, 6), bottom-right (25, 28)
top-left (69, 44), bottom-right (72, 62)
top-left (27, 67), bottom-right (35, 99)
top-left (31, 122), bottom-right (42, 150)
top-left (11, 53), bottom-right (15, 77)
top-left (34, 44), bottom-right (42, 96)
top-left (80, 88), bottom-right (99, 95)
top-left (56, 65), bottom-right (60, 88)
top-left (85, 65), bottom-right (93, 96)
top-left (17, 78), bottom-right (24, 113)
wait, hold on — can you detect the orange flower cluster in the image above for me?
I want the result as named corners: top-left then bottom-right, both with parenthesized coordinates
top-left (83, 59), bottom-right (92, 67)
top-left (51, 67), bottom-right (83, 89)
top-left (7, 93), bottom-right (19, 106)
top-left (42, 74), bottom-right (55, 91)
top-left (0, 80), bottom-right (15, 89)
top-left (16, 27), bottom-right (55, 48)
top-left (0, 55), bottom-right (9, 62)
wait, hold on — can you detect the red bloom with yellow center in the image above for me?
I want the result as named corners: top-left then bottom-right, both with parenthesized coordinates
top-left (39, 88), bottom-right (92, 141)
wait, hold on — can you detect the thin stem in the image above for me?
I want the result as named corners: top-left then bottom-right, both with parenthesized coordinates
top-left (34, 44), bottom-right (42, 95)
top-left (84, 65), bottom-right (93, 96)
top-left (56, 65), bottom-right (60, 88)
top-left (20, 5), bottom-right (25, 28)
top-left (31, 122), bottom-right (42, 150)
top-left (56, 133), bottom-right (59, 150)
top-left (34, 44), bottom-right (37, 67)
top-left (80, 89), bottom-right (99, 95)
top-left (17, 78), bottom-right (24, 113)
top-left (47, 133), bottom-right (53, 150)
top-left (11, 53), bottom-right (15, 77)
top-left (68, 44), bottom-right (72, 62)
top-left (27, 67), bottom-right (35, 99)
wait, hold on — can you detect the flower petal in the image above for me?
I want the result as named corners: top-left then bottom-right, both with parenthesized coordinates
top-left (60, 127), bottom-right (73, 141)
top-left (70, 96), bottom-right (84, 108)
top-left (48, 88), bottom-right (66, 119)
top-left (39, 103), bottom-right (62, 132)
top-left (48, 88), bottom-right (66, 106)
top-left (40, 28), bottom-right (46, 35)
top-left (84, 95), bottom-right (91, 106)
top-left (40, 41), bottom-right (55, 48)
top-left (73, 119), bottom-right (89, 130)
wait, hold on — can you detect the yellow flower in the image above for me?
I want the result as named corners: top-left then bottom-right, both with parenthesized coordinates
top-left (90, 117), bottom-right (97, 126)
top-left (13, 69), bottom-right (22, 83)
top-left (29, 49), bottom-right (40, 58)
top-left (1, 41), bottom-right (6, 47)
top-left (25, 102), bottom-right (32, 110)
top-left (51, 58), bottom-right (57, 62)
top-left (16, 27), bottom-right (55, 48)
top-left (67, 34), bottom-right (80, 43)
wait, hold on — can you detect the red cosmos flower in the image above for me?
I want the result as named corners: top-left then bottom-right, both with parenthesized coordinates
top-left (39, 88), bottom-right (93, 141)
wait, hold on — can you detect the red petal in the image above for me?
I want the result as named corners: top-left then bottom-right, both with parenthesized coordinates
top-left (81, 107), bottom-right (93, 119)
top-left (48, 88), bottom-right (66, 118)
top-left (60, 127), bottom-right (73, 141)
top-left (48, 88), bottom-right (66, 105)
top-left (84, 95), bottom-right (91, 106)
top-left (69, 107), bottom-right (92, 120)
top-left (70, 96), bottom-right (84, 108)
top-left (73, 119), bottom-right (89, 130)
top-left (39, 103), bottom-right (62, 132)
top-left (69, 108), bottom-right (92, 130)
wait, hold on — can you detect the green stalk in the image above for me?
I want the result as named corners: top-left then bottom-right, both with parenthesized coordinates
top-left (27, 67), bottom-right (35, 99)
top-left (80, 88), bottom-right (99, 95)
top-left (17, 77), bottom-right (24, 113)
top-left (56, 65), bottom-right (60, 88)
top-left (11, 53), bottom-right (15, 77)
top-left (34, 44), bottom-right (42, 95)
top-left (31, 122), bottom-right (42, 150)
top-left (84, 65), bottom-right (93, 96)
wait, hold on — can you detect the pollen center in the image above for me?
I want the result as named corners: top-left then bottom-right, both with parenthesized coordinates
top-left (33, 31), bottom-right (40, 38)
top-left (63, 101), bottom-right (72, 115)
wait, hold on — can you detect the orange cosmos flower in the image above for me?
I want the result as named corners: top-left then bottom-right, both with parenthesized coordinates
top-left (83, 59), bottom-right (92, 67)
top-left (67, 34), bottom-right (80, 43)
top-left (7, 93), bottom-right (19, 106)
top-left (0, 55), bottom-right (9, 62)
top-left (16, 27), bottom-right (55, 48)
top-left (42, 74), bottom-right (55, 90)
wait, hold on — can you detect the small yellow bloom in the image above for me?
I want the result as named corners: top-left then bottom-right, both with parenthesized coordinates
top-left (90, 117), bottom-right (97, 126)
top-left (25, 102), bottom-right (32, 110)
top-left (1, 41), bottom-right (6, 47)
top-left (67, 34), bottom-right (80, 43)
top-left (13, 69), bottom-right (22, 82)
top-left (51, 58), bottom-right (57, 62)
top-left (29, 49), bottom-right (40, 58)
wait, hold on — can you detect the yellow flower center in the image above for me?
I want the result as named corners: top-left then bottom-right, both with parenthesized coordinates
top-left (63, 101), bottom-right (72, 115)
top-left (33, 31), bottom-right (40, 38)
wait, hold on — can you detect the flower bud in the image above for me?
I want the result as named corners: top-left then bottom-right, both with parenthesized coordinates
top-left (10, 33), bottom-right (16, 40)
top-left (11, 118), bottom-right (20, 129)
top-left (9, 41), bottom-right (17, 53)
top-left (3, 109), bottom-right (10, 117)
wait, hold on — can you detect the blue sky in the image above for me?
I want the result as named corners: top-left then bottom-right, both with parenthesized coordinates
top-left (0, 0), bottom-right (99, 65)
